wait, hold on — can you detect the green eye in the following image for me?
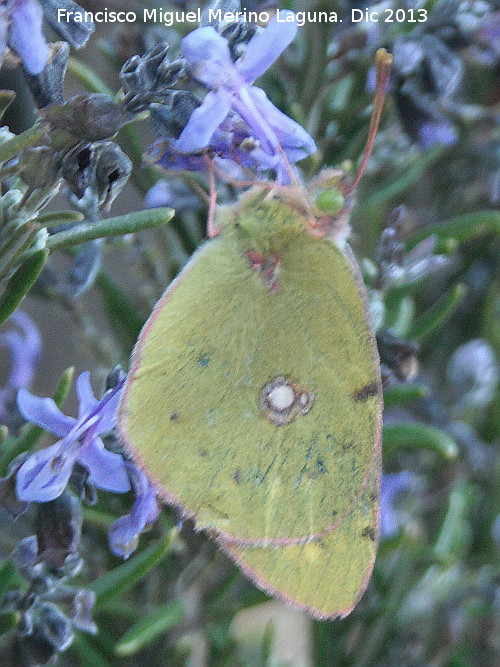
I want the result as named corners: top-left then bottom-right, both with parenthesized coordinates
top-left (315, 189), bottom-right (345, 215)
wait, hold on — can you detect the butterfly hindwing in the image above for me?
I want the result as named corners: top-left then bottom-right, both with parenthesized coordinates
top-left (220, 451), bottom-right (380, 619)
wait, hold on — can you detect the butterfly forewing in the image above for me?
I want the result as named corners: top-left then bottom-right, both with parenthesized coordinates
top-left (119, 227), bottom-right (381, 545)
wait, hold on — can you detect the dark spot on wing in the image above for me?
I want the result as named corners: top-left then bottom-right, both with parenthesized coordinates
top-left (353, 382), bottom-right (379, 402)
top-left (342, 441), bottom-right (356, 451)
top-left (199, 449), bottom-right (208, 457)
top-left (170, 412), bottom-right (179, 421)
top-left (198, 354), bottom-right (210, 367)
top-left (233, 469), bottom-right (242, 484)
top-left (361, 526), bottom-right (376, 541)
top-left (316, 458), bottom-right (327, 474)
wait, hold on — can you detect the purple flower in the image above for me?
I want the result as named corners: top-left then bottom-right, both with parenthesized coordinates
top-left (171, 11), bottom-right (316, 177)
top-left (418, 120), bottom-right (458, 150)
top-left (0, 0), bottom-right (49, 75)
top-left (0, 310), bottom-right (41, 425)
top-left (151, 107), bottom-right (310, 183)
top-left (144, 178), bottom-right (202, 212)
top-left (381, 472), bottom-right (413, 539)
top-left (15, 372), bottom-right (130, 502)
top-left (147, 139), bottom-right (208, 173)
top-left (479, 12), bottom-right (500, 59)
top-left (108, 463), bottom-right (159, 559)
top-left (0, 0), bottom-right (95, 75)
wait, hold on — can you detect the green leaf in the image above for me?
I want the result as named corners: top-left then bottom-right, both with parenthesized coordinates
top-left (114, 601), bottom-right (184, 656)
top-left (83, 506), bottom-right (119, 529)
top-left (0, 558), bottom-right (21, 597)
top-left (483, 280), bottom-right (500, 355)
top-left (434, 478), bottom-right (475, 563)
top-left (67, 57), bottom-right (114, 96)
top-left (383, 383), bottom-right (428, 409)
top-left (260, 620), bottom-right (275, 664)
top-left (0, 249), bottom-right (48, 326)
top-left (407, 284), bottom-right (466, 341)
top-left (35, 208), bottom-right (174, 252)
top-left (0, 611), bottom-right (18, 635)
top-left (359, 146), bottom-right (445, 213)
top-left (0, 223), bottom-right (41, 281)
top-left (0, 367), bottom-right (74, 474)
top-left (36, 210), bottom-right (85, 228)
top-left (209, 620), bottom-right (233, 652)
top-left (96, 272), bottom-right (143, 355)
top-left (0, 124), bottom-right (48, 164)
top-left (71, 635), bottom-right (112, 667)
top-left (350, 539), bottom-right (421, 667)
top-left (383, 423), bottom-right (459, 461)
top-left (382, 294), bottom-right (415, 337)
top-left (0, 90), bottom-right (16, 121)
top-left (90, 529), bottom-right (177, 606)
top-left (410, 211), bottom-right (500, 249)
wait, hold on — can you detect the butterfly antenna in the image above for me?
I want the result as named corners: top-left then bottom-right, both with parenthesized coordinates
top-left (344, 48), bottom-right (393, 196)
top-left (205, 155), bottom-right (220, 238)
top-left (276, 144), bottom-right (301, 189)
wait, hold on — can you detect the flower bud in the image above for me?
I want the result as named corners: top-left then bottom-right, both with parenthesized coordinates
top-left (36, 602), bottom-right (73, 651)
top-left (24, 41), bottom-right (69, 109)
top-left (95, 142), bottom-right (132, 210)
top-left (41, 0), bottom-right (95, 49)
top-left (41, 94), bottom-right (130, 144)
top-left (377, 328), bottom-right (420, 384)
top-left (150, 91), bottom-right (201, 139)
top-left (35, 492), bottom-right (83, 575)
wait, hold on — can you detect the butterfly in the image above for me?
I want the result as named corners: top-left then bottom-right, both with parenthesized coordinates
top-left (118, 49), bottom-right (391, 619)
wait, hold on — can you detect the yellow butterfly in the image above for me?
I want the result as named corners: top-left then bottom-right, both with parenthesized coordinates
top-left (118, 50), bottom-right (391, 619)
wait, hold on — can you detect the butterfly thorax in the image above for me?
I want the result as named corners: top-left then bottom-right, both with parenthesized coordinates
top-left (218, 188), bottom-right (306, 255)
top-left (217, 174), bottom-right (353, 259)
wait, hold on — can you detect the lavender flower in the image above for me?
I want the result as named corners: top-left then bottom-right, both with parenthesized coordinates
top-left (374, 206), bottom-right (448, 290)
top-left (0, 0), bottom-right (49, 75)
top-left (0, 310), bottom-right (41, 427)
top-left (479, 11), bottom-right (500, 59)
top-left (15, 372), bottom-right (130, 502)
top-left (145, 178), bottom-right (201, 211)
top-left (170, 10), bottom-right (316, 179)
top-left (381, 472), bottom-right (413, 539)
top-left (149, 113), bottom-right (302, 181)
top-left (0, 0), bottom-right (94, 75)
top-left (418, 121), bottom-right (458, 150)
top-left (108, 462), bottom-right (160, 559)
top-left (147, 139), bottom-right (208, 173)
